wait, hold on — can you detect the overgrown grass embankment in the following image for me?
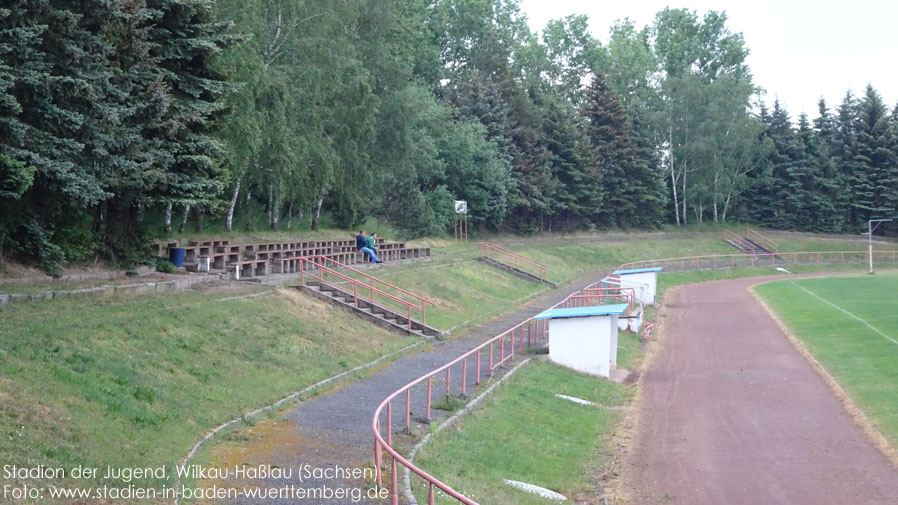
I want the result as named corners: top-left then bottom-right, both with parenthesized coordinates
top-left (0, 286), bottom-right (416, 494)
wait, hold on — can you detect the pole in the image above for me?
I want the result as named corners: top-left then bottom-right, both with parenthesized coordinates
top-left (868, 219), bottom-right (894, 274)
top-left (869, 219), bottom-right (874, 274)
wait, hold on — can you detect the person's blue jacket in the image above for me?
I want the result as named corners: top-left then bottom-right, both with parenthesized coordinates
top-left (356, 234), bottom-right (366, 251)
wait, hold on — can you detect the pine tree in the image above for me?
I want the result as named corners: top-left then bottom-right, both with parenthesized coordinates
top-left (853, 85), bottom-right (897, 223)
top-left (542, 95), bottom-right (595, 230)
top-left (834, 92), bottom-right (863, 228)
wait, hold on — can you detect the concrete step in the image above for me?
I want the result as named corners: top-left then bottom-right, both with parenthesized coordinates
top-left (296, 283), bottom-right (444, 339)
top-left (479, 257), bottom-right (557, 288)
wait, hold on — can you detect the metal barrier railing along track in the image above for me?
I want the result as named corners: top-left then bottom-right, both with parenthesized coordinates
top-left (618, 250), bottom-right (898, 272)
top-left (371, 248), bottom-right (898, 505)
top-left (477, 241), bottom-right (550, 282)
top-left (296, 255), bottom-right (435, 330)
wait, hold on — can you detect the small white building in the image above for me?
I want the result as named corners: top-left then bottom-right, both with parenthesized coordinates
top-left (613, 267), bottom-right (663, 305)
top-left (535, 304), bottom-right (628, 378)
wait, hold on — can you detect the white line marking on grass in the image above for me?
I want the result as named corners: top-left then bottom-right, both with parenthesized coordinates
top-left (554, 393), bottom-right (596, 406)
top-left (790, 281), bottom-right (898, 345)
top-left (504, 479), bottom-right (568, 501)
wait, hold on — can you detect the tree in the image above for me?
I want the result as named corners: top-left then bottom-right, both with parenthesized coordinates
top-left (583, 74), bottom-right (662, 227)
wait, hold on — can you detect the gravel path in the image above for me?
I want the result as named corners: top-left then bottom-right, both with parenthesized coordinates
top-left (622, 276), bottom-right (898, 505)
top-left (207, 272), bottom-right (608, 504)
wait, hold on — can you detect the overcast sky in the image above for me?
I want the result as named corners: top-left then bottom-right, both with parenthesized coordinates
top-left (518, 0), bottom-right (897, 119)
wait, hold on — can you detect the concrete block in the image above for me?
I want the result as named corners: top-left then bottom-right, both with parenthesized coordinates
top-left (69, 288), bottom-right (105, 296)
top-left (135, 265), bottom-right (154, 277)
top-left (69, 287), bottom-right (107, 298)
top-left (174, 278), bottom-right (190, 290)
top-left (115, 283), bottom-right (155, 295)
top-left (0, 294), bottom-right (9, 306)
top-left (9, 293), bottom-right (30, 304)
top-left (155, 281), bottom-right (177, 292)
top-left (53, 290), bottom-right (71, 299)
top-left (30, 291), bottom-right (54, 302)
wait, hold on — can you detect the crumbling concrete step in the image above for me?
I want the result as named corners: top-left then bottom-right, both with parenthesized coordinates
top-left (299, 282), bottom-right (443, 338)
top-left (479, 257), bottom-right (557, 288)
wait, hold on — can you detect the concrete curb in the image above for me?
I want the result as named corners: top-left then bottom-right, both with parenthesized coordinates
top-left (402, 358), bottom-right (533, 504)
top-left (173, 337), bottom-right (433, 505)
top-left (0, 275), bottom-right (225, 307)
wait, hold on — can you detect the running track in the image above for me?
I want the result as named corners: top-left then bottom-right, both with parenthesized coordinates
top-left (622, 276), bottom-right (898, 505)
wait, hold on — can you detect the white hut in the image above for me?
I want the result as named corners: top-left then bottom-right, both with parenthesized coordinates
top-left (613, 267), bottom-right (663, 305)
top-left (535, 304), bottom-right (628, 378)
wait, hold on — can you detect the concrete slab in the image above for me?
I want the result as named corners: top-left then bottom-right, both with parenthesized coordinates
top-left (9, 293), bottom-right (29, 304)
top-left (155, 281), bottom-right (177, 292)
top-left (30, 291), bottom-right (54, 302)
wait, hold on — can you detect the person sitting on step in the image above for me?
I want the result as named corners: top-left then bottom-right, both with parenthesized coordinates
top-left (366, 232), bottom-right (379, 262)
top-left (356, 230), bottom-right (382, 263)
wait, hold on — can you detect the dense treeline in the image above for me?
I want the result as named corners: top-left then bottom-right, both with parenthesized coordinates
top-left (1, 1), bottom-right (896, 275)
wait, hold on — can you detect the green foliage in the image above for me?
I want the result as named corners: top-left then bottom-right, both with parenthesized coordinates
top-left (0, 152), bottom-right (33, 200)
top-left (155, 259), bottom-right (176, 274)
top-left (3, 0), bottom-right (898, 267)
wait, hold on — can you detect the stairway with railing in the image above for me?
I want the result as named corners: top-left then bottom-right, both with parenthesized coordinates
top-left (476, 241), bottom-right (555, 287)
top-left (724, 228), bottom-right (779, 255)
top-left (296, 255), bottom-right (441, 337)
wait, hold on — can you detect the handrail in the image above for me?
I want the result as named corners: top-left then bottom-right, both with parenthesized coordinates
top-left (371, 281), bottom-right (631, 505)
top-left (370, 248), bottom-right (898, 505)
top-left (746, 228), bottom-right (779, 252)
top-left (476, 241), bottom-right (550, 282)
top-left (723, 228), bottom-right (744, 244)
top-left (299, 255), bottom-right (434, 306)
top-left (296, 255), bottom-right (434, 329)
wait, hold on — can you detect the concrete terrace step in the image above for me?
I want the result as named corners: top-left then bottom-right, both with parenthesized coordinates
top-left (725, 237), bottom-right (777, 257)
top-left (300, 281), bottom-right (442, 338)
top-left (479, 257), bottom-right (557, 288)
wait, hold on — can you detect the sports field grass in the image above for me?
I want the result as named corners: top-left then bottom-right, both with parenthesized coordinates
top-left (412, 360), bottom-right (632, 505)
top-left (755, 272), bottom-right (898, 449)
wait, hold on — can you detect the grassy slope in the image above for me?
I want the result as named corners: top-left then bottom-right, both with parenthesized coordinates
top-left (755, 273), bottom-right (898, 448)
top-left (1, 229), bottom-right (892, 497)
top-left (413, 361), bottom-right (632, 505)
top-left (0, 286), bottom-right (416, 491)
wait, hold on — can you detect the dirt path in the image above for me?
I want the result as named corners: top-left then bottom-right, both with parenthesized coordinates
top-left (622, 277), bottom-right (898, 505)
top-left (200, 272), bottom-right (607, 505)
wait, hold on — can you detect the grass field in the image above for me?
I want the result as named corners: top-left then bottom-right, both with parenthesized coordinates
top-left (0, 286), bottom-right (416, 492)
top-left (412, 361), bottom-right (632, 505)
top-left (755, 272), bottom-right (898, 449)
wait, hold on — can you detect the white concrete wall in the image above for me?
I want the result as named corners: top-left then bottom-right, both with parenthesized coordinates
top-left (548, 315), bottom-right (614, 378)
top-left (620, 271), bottom-right (658, 305)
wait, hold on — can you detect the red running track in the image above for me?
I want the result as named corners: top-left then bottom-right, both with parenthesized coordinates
top-left (623, 276), bottom-right (898, 505)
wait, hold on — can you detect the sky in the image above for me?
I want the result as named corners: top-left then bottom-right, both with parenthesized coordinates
top-left (518, 0), bottom-right (898, 119)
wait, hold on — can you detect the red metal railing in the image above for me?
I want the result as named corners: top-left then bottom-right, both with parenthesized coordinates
top-left (296, 255), bottom-right (434, 330)
top-left (723, 228), bottom-right (761, 253)
top-left (477, 241), bottom-right (550, 282)
top-left (723, 228), bottom-right (744, 244)
top-left (371, 280), bottom-right (631, 505)
top-left (618, 250), bottom-right (898, 272)
top-left (746, 228), bottom-right (779, 252)
top-left (370, 248), bottom-right (898, 505)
